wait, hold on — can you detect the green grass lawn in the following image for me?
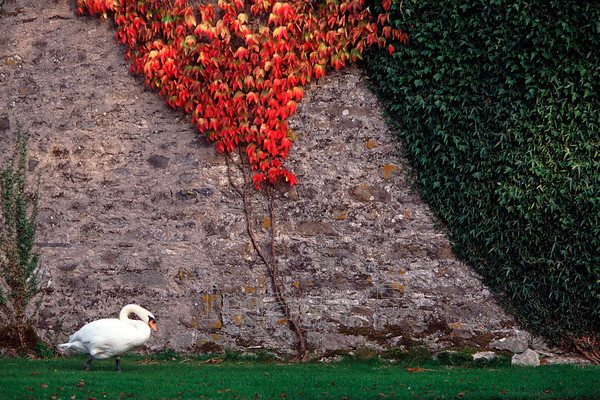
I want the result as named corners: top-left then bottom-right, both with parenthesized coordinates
top-left (0, 356), bottom-right (598, 399)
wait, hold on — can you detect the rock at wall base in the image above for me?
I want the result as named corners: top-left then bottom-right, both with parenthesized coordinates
top-left (511, 349), bottom-right (540, 367)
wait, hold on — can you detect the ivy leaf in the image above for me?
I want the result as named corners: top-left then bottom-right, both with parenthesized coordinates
top-left (246, 92), bottom-right (259, 104)
top-left (238, 12), bottom-right (248, 24)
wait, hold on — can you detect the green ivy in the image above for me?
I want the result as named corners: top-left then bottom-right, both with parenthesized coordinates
top-left (363, 0), bottom-right (600, 347)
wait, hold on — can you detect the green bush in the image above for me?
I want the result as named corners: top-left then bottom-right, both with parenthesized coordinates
top-left (363, 0), bottom-right (600, 349)
top-left (35, 342), bottom-right (55, 359)
top-left (152, 348), bottom-right (180, 360)
top-left (380, 346), bottom-right (430, 363)
top-left (0, 124), bottom-right (42, 352)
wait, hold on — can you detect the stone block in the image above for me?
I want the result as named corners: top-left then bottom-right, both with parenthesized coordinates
top-left (511, 349), bottom-right (540, 367)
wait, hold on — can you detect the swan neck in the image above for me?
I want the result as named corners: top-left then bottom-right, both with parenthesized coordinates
top-left (119, 304), bottom-right (146, 322)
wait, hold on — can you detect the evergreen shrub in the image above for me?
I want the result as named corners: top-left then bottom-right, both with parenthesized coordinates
top-left (0, 124), bottom-right (42, 352)
top-left (363, 0), bottom-right (600, 350)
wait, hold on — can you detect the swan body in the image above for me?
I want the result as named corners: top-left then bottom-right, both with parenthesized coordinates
top-left (59, 304), bottom-right (157, 371)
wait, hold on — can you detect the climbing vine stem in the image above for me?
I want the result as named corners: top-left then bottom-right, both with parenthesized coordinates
top-left (226, 151), bottom-right (307, 360)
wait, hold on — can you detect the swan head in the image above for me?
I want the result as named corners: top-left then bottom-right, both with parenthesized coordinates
top-left (148, 315), bottom-right (157, 332)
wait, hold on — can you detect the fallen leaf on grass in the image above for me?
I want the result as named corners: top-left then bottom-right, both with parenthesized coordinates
top-left (31, 372), bottom-right (39, 376)
top-left (40, 384), bottom-right (49, 389)
top-left (377, 393), bottom-right (387, 397)
top-left (406, 368), bottom-right (425, 373)
top-left (205, 358), bottom-right (221, 363)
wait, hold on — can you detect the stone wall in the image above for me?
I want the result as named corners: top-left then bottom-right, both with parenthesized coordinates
top-left (0, 0), bottom-right (534, 356)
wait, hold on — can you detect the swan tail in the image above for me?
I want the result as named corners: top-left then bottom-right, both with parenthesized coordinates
top-left (58, 342), bottom-right (81, 351)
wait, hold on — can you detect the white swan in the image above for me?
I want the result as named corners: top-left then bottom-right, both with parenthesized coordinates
top-left (59, 304), bottom-right (157, 371)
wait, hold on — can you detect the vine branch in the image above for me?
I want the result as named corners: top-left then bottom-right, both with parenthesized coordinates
top-left (226, 151), bottom-right (307, 361)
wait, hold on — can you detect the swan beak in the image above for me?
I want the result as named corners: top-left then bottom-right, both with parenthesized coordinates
top-left (148, 318), bottom-right (157, 332)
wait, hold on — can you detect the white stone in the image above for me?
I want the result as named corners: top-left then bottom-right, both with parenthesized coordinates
top-left (473, 351), bottom-right (496, 361)
top-left (492, 334), bottom-right (529, 354)
top-left (511, 349), bottom-right (540, 367)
